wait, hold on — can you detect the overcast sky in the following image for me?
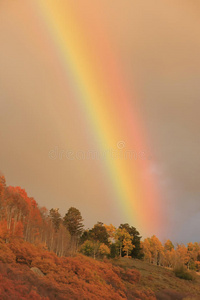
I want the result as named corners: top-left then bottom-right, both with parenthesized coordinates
top-left (0, 0), bottom-right (200, 243)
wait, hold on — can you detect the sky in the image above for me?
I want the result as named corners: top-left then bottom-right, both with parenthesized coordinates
top-left (0, 0), bottom-right (200, 243)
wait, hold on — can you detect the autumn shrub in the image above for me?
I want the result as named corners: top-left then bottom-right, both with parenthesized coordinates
top-left (0, 264), bottom-right (49, 299)
top-left (31, 256), bottom-right (57, 275)
top-left (0, 239), bottom-right (155, 299)
top-left (9, 239), bottom-right (40, 266)
top-left (0, 240), bottom-right (16, 263)
top-left (120, 268), bottom-right (141, 284)
top-left (173, 264), bottom-right (195, 281)
top-left (126, 287), bottom-right (156, 300)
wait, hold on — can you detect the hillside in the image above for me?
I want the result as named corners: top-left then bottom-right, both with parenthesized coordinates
top-left (1, 176), bottom-right (200, 299)
top-left (113, 258), bottom-right (200, 299)
top-left (0, 240), bottom-right (200, 299)
top-left (0, 238), bottom-right (156, 300)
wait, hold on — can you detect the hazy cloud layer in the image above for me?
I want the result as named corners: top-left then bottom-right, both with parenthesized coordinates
top-left (0, 0), bottom-right (200, 242)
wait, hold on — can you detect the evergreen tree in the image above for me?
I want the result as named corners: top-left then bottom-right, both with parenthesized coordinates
top-left (63, 207), bottom-right (84, 254)
top-left (63, 207), bottom-right (84, 237)
top-left (49, 208), bottom-right (61, 232)
top-left (89, 222), bottom-right (109, 245)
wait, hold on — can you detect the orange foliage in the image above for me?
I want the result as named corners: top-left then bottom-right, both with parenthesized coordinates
top-left (0, 240), bottom-right (16, 263)
top-left (126, 287), bottom-right (156, 300)
top-left (120, 268), bottom-right (141, 284)
top-left (0, 238), bottom-right (156, 299)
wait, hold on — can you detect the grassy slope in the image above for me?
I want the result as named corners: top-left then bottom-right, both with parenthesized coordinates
top-left (112, 258), bottom-right (200, 299)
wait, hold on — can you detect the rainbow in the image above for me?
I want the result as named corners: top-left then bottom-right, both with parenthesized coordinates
top-left (33, 0), bottom-right (164, 236)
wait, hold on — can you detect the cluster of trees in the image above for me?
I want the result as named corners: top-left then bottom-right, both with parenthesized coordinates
top-left (142, 235), bottom-right (200, 271)
top-left (0, 175), bottom-right (142, 260)
top-left (3, 174), bottom-right (200, 298)
top-left (80, 223), bottom-right (142, 260)
top-left (2, 174), bottom-right (200, 275)
top-left (0, 175), bottom-right (83, 256)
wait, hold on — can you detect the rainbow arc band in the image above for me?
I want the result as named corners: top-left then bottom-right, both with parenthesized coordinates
top-left (35, 0), bottom-right (163, 236)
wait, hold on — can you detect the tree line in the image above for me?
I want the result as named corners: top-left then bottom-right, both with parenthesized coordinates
top-left (0, 175), bottom-right (142, 259)
top-left (1, 174), bottom-right (200, 272)
top-left (142, 235), bottom-right (200, 271)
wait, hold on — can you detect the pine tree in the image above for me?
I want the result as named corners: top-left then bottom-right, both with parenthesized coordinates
top-left (49, 208), bottom-right (61, 232)
top-left (63, 207), bottom-right (84, 254)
